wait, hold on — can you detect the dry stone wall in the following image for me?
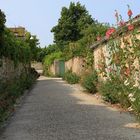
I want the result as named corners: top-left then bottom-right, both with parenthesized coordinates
top-left (65, 57), bottom-right (85, 76)
top-left (0, 57), bottom-right (29, 81)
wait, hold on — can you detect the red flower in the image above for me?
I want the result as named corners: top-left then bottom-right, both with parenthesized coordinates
top-left (106, 28), bottom-right (116, 39)
top-left (128, 9), bottom-right (133, 17)
top-left (128, 24), bottom-right (134, 31)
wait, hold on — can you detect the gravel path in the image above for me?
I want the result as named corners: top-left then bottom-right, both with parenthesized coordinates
top-left (0, 76), bottom-right (140, 140)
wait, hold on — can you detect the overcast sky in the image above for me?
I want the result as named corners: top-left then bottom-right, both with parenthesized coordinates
top-left (0, 0), bottom-right (140, 47)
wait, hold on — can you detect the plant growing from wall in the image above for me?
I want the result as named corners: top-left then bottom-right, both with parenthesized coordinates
top-left (98, 27), bottom-right (140, 117)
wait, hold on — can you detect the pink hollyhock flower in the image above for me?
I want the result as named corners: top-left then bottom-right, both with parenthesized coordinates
top-left (128, 24), bottom-right (134, 31)
top-left (128, 9), bottom-right (133, 17)
top-left (106, 28), bottom-right (116, 39)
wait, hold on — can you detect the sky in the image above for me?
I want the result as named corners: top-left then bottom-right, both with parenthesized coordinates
top-left (0, 0), bottom-right (140, 47)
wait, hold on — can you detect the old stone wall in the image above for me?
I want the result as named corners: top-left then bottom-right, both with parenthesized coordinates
top-left (0, 57), bottom-right (29, 81)
top-left (94, 34), bottom-right (140, 69)
top-left (47, 60), bottom-right (61, 76)
top-left (93, 30), bottom-right (140, 81)
top-left (48, 57), bottom-right (85, 76)
top-left (65, 57), bottom-right (85, 76)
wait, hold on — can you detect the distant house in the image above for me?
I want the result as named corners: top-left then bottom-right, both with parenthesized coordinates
top-left (8, 27), bottom-right (26, 39)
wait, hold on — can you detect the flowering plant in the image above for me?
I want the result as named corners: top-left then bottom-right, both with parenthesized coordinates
top-left (127, 5), bottom-right (133, 19)
top-left (106, 28), bottom-right (116, 39)
top-left (119, 15), bottom-right (126, 27)
top-left (128, 24), bottom-right (134, 31)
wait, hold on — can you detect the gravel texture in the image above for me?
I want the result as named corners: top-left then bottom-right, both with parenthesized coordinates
top-left (0, 76), bottom-right (140, 140)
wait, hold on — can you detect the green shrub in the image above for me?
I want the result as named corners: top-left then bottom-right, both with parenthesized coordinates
top-left (127, 87), bottom-right (140, 118)
top-left (81, 71), bottom-right (98, 94)
top-left (63, 70), bottom-right (80, 84)
top-left (98, 79), bottom-right (119, 104)
top-left (98, 76), bottom-right (131, 106)
top-left (43, 51), bottom-right (63, 76)
top-left (0, 69), bottom-right (38, 124)
top-left (98, 75), bottom-right (140, 119)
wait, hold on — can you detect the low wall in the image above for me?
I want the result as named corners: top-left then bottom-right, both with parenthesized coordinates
top-left (48, 60), bottom-right (63, 76)
top-left (47, 57), bottom-right (85, 76)
top-left (0, 57), bottom-right (30, 81)
top-left (65, 57), bottom-right (85, 76)
top-left (93, 30), bottom-right (140, 81)
top-left (31, 62), bottom-right (43, 70)
top-left (49, 63), bottom-right (56, 75)
top-left (31, 62), bottom-right (43, 74)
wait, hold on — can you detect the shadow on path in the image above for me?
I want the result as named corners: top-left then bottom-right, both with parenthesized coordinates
top-left (0, 76), bottom-right (140, 140)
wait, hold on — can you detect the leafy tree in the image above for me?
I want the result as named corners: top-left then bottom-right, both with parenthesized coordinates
top-left (0, 10), bottom-right (6, 49)
top-left (51, 2), bottom-right (94, 49)
top-left (43, 44), bottom-right (60, 55)
top-left (62, 22), bottom-right (109, 60)
top-left (0, 10), bottom-right (6, 34)
top-left (36, 44), bottom-right (60, 62)
top-left (25, 34), bottom-right (40, 61)
top-left (43, 51), bottom-right (63, 75)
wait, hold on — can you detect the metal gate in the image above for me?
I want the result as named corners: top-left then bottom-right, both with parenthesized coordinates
top-left (59, 60), bottom-right (65, 77)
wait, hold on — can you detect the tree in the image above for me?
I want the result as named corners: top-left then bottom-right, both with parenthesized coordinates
top-left (51, 2), bottom-right (94, 49)
top-left (0, 10), bottom-right (6, 34)
top-left (0, 10), bottom-right (6, 49)
top-left (25, 34), bottom-right (40, 61)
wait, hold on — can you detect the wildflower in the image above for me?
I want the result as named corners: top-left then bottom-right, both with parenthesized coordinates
top-left (128, 93), bottom-right (133, 98)
top-left (128, 10), bottom-right (133, 17)
top-left (127, 5), bottom-right (133, 19)
top-left (128, 93), bottom-right (136, 102)
top-left (130, 97), bottom-right (136, 102)
top-left (128, 24), bottom-right (134, 31)
top-left (128, 106), bottom-right (134, 111)
top-left (124, 79), bottom-right (130, 86)
top-left (106, 28), bottom-right (116, 39)
top-left (119, 15), bottom-right (126, 27)
top-left (133, 84), bottom-right (138, 88)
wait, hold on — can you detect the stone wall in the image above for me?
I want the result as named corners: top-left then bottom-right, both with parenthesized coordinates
top-left (31, 62), bottom-right (43, 74)
top-left (0, 57), bottom-right (29, 81)
top-left (31, 62), bottom-right (43, 70)
top-left (93, 30), bottom-right (140, 81)
top-left (47, 60), bottom-right (62, 76)
top-left (65, 57), bottom-right (85, 76)
top-left (48, 57), bottom-right (85, 76)
top-left (48, 61), bottom-right (58, 76)
top-left (93, 34), bottom-right (140, 69)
